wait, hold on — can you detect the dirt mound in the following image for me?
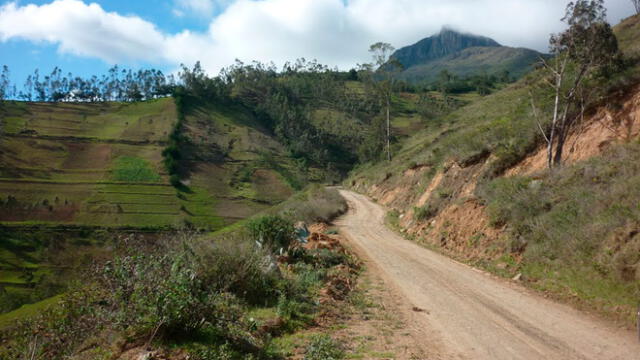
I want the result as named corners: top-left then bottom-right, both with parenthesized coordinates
top-left (304, 231), bottom-right (344, 252)
top-left (308, 222), bottom-right (328, 233)
top-left (321, 264), bottom-right (358, 301)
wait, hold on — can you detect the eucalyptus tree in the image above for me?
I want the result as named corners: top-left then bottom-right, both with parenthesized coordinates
top-left (531, 0), bottom-right (619, 169)
top-left (0, 66), bottom-right (9, 101)
top-left (367, 42), bottom-right (403, 161)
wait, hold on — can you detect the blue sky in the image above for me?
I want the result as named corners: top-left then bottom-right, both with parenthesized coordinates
top-left (0, 0), bottom-right (223, 84)
top-left (0, 0), bottom-right (636, 87)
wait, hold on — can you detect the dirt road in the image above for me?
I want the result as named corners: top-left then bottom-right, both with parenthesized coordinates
top-left (336, 190), bottom-right (640, 360)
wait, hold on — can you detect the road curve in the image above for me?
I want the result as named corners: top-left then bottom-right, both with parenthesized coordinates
top-left (335, 190), bottom-right (640, 360)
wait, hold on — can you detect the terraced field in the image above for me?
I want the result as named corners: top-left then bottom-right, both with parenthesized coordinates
top-left (0, 97), bottom-right (308, 314)
top-left (0, 99), bottom-right (183, 228)
top-left (0, 98), bottom-right (304, 229)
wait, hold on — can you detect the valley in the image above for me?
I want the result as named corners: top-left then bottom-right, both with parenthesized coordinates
top-left (0, 2), bottom-right (640, 359)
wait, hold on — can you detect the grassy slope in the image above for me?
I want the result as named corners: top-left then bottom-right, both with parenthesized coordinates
top-left (180, 99), bottom-right (316, 227)
top-left (351, 77), bottom-right (536, 191)
top-left (348, 14), bottom-right (640, 324)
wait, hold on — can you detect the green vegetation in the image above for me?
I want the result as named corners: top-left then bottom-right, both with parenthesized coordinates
top-left (274, 185), bottom-right (348, 224)
top-left (110, 156), bottom-right (161, 182)
top-left (163, 88), bottom-right (185, 188)
top-left (246, 215), bottom-right (295, 251)
top-left (413, 204), bottom-right (435, 221)
top-left (0, 189), bottom-right (359, 360)
top-left (0, 227), bottom-right (115, 314)
top-left (481, 143), bottom-right (640, 322)
top-left (304, 334), bottom-right (345, 360)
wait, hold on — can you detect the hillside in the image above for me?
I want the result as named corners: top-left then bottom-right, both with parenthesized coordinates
top-left (391, 28), bottom-right (543, 83)
top-left (0, 96), bottom-right (311, 315)
top-left (178, 98), bottom-right (314, 223)
top-left (348, 14), bottom-right (640, 326)
top-left (0, 99), bottom-right (182, 227)
top-left (0, 98), bottom-right (300, 229)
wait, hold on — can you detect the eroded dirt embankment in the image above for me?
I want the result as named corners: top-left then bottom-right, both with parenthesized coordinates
top-left (350, 85), bottom-right (640, 266)
top-left (337, 190), bottom-right (640, 360)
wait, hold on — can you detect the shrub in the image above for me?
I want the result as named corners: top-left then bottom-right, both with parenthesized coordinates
top-left (103, 248), bottom-right (247, 339)
top-left (170, 174), bottom-right (182, 187)
top-left (246, 215), bottom-right (294, 252)
top-left (414, 204), bottom-right (435, 221)
top-left (304, 334), bottom-right (344, 360)
top-left (163, 91), bottom-right (186, 189)
top-left (480, 176), bottom-right (541, 228)
top-left (197, 239), bottom-right (281, 305)
top-left (385, 210), bottom-right (400, 230)
top-left (0, 286), bottom-right (108, 360)
top-left (190, 343), bottom-right (245, 360)
top-left (308, 248), bottom-right (353, 268)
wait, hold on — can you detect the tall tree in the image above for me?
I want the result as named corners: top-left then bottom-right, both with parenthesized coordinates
top-left (0, 65), bottom-right (9, 101)
top-left (632, 0), bottom-right (639, 14)
top-left (368, 42), bottom-right (403, 162)
top-left (531, 0), bottom-right (619, 169)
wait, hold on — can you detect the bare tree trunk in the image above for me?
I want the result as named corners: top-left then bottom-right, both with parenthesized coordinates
top-left (386, 96), bottom-right (391, 162)
top-left (551, 66), bottom-right (587, 168)
top-left (548, 73), bottom-right (562, 170)
top-left (553, 102), bottom-right (572, 167)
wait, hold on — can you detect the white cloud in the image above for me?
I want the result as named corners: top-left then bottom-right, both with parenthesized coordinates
top-left (0, 0), bottom-right (165, 63)
top-left (0, 0), bottom-right (636, 75)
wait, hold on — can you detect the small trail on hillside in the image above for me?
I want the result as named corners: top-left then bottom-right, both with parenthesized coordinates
top-left (335, 190), bottom-right (640, 360)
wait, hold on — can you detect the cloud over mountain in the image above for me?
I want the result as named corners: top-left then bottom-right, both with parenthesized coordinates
top-left (0, 0), bottom-right (635, 74)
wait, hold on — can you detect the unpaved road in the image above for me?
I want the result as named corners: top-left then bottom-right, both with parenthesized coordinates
top-left (336, 190), bottom-right (640, 360)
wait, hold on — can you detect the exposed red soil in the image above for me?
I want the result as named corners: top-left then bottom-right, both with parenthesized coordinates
top-left (507, 85), bottom-right (640, 176)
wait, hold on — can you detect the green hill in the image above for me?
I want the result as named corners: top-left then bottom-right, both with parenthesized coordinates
top-left (0, 99), bottom-right (181, 227)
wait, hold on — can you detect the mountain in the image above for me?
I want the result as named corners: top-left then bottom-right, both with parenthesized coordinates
top-left (392, 28), bottom-right (501, 68)
top-left (391, 28), bottom-right (543, 83)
